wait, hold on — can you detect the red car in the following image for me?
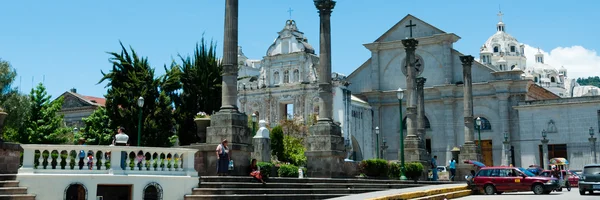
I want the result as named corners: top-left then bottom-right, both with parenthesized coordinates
top-left (473, 166), bottom-right (558, 195)
top-left (539, 170), bottom-right (580, 187)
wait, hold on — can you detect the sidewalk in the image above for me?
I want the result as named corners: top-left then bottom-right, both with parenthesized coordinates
top-left (327, 183), bottom-right (467, 200)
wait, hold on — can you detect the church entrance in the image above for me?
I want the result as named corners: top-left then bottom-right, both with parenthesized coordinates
top-left (475, 140), bottom-right (493, 166)
top-left (539, 144), bottom-right (568, 169)
top-left (96, 185), bottom-right (132, 200)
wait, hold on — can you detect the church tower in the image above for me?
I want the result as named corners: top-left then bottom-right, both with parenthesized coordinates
top-left (479, 11), bottom-right (527, 71)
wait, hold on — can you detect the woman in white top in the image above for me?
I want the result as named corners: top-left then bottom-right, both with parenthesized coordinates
top-left (216, 139), bottom-right (230, 176)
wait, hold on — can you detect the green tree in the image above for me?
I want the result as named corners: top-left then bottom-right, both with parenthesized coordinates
top-left (169, 38), bottom-right (222, 145)
top-left (99, 42), bottom-right (176, 147)
top-left (78, 107), bottom-right (113, 145)
top-left (19, 83), bottom-right (70, 144)
top-left (270, 126), bottom-right (284, 161)
top-left (577, 76), bottom-right (600, 88)
top-left (0, 58), bottom-right (31, 142)
top-left (0, 58), bottom-right (17, 95)
top-left (282, 135), bottom-right (307, 166)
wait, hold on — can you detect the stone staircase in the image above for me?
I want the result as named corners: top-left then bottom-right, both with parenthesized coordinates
top-left (184, 176), bottom-right (447, 200)
top-left (0, 175), bottom-right (35, 200)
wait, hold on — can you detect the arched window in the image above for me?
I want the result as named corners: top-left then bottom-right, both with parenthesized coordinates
top-left (474, 117), bottom-right (491, 130)
top-left (534, 77), bottom-right (539, 82)
top-left (273, 71), bottom-right (280, 84)
top-left (402, 116), bottom-right (431, 129)
top-left (143, 182), bottom-right (163, 200)
top-left (64, 183), bottom-right (87, 200)
top-left (550, 77), bottom-right (556, 82)
top-left (283, 70), bottom-right (290, 83)
top-left (511, 65), bottom-right (516, 70)
top-left (293, 69), bottom-right (300, 83)
top-left (493, 46), bottom-right (499, 53)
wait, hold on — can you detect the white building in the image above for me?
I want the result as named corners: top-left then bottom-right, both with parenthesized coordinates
top-left (236, 20), bottom-right (374, 161)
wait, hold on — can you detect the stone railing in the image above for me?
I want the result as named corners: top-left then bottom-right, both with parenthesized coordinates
top-left (19, 144), bottom-right (198, 176)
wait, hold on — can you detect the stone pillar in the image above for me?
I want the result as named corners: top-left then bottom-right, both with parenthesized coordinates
top-left (305, 0), bottom-right (345, 178)
top-left (252, 120), bottom-right (271, 162)
top-left (402, 38), bottom-right (419, 138)
top-left (416, 77), bottom-right (427, 141)
top-left (456, 55), bottom-right (480, 181)
top-left (589, 137), bottom-right (597, 164)
top-left (503, 140), bottom-right (510, 166)
top-left (189, 0), bottom-right (253, 176)
top-left (541, 138), bottom-right (549, 169)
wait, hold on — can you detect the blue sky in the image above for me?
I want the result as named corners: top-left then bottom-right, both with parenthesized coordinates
top-left (1, 0), bottom-right (599, 99)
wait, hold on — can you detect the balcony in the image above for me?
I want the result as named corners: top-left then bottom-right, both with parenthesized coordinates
top-left (18, 144), bottom-right (198, 176)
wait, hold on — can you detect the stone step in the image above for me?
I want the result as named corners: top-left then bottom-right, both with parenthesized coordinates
top-left (0, 187), bottom-right (28, 195)
top-left (184, 193), bottom-right (347, 200)
top-left (0, 175), bottom-right (16, 181)
top-left (200, 176), bottom-right (446, 185)
top-left (374, 185), bottom-right (469, 200)
top-left (199, 182), bottom-right (420, 189)
top-left (0, 194), bottom-right (37, 200)
top-left (412, 189), bottom-right (473, 200)
top-left (192, 188), bottom-right (385, 195)
top-left (0, 181), bottom-right (19, 187)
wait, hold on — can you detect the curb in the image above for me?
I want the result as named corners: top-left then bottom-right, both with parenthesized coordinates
top-left (367, 186), bottom-right (471, 200)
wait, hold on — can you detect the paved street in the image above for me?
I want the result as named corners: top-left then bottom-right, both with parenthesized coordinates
top-left (457, 190), bottom-right (600, 199)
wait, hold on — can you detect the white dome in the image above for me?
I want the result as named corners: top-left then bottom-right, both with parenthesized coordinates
top-left (531, 62), bottom-right (558, 74)
top-left (483, 31), bottom-right (520, 54)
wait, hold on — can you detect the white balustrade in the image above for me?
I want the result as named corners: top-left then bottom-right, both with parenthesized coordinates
top-left (18, 144), bottom-right (198, 177)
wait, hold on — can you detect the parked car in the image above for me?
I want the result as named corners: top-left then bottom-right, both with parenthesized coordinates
top-left (472, 166), bottom-right (558, 195)
top-left (539, 169), bottom-right (580, 187)
top-left (579, 164), bottom-right (600, 195)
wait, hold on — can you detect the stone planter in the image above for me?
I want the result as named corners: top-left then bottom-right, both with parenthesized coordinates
top-left (194, 118), bottom-right (211, 143)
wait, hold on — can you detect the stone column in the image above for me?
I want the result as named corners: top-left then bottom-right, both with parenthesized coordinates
top-left (402, 38), bottom-right (419, 138)
top-left (541, 138), bottom-right (549, 169)
top-left (189, 0), bottom-right (253, 176)
top-left (456, 55), bottom-right (480, 181)
top-left (416, 77), bottom-right (427, 141)
top-left (590, 137), bottom-right (597, 164)
top-left (252, 120), bottom-right (271, 162)
top-left (305, 0), bottom-right (345, 178)
top-left (503, 140), bottom-right (510, 166)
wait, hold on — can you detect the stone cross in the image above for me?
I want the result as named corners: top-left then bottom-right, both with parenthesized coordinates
top-left (405, 20), bottom-right (417, 38)
top-left (402, 38), bottom-right (419, 138)
top-left (288, 8), bottom-right (294, 19)
top-left (460, 55), bottom-right (475, 144)
top-left (497, 11), bottom-right (504, 22)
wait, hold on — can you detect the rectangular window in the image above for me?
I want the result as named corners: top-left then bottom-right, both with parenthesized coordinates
top-left (510, 46), bottom-right (516, 52)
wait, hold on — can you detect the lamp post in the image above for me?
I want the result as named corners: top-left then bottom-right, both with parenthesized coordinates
top-left (375, 126), bottom-right (380, 159)
top-left (590, 127), bottom-right (597, 163)
top-left (137, 96), bottom-right (144, 146)
top-left (397, 87), bottom-right (406, 180)
top-left (475, 117), bottom-right (482, 153)
top-left (382, 137), bottom-right (388, 159)
top-left (541, 129), bottom-right (549, 169)
top-left (251, 112), bottom-right (257, 136)
top-left (503, 131), bottom-right (510, 166)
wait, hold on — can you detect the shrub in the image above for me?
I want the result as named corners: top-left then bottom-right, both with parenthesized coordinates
top-left (257, 162), bottom-right (274, 178)
top-left (270, 126), bottom-right (284, 160)
top-left (404, 162), bottom-right (424, 181)
top-left (282, 135), bottom-right (306, 166)
top-left (278, 164), bottom-right (299, 177)
top-left (388, 162), bottom-right (402, 179)
top-left (358, 159), bottom-right (388, 177)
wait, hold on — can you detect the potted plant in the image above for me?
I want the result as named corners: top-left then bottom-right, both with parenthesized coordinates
top-left (194, 111), bottom-right (210, 143)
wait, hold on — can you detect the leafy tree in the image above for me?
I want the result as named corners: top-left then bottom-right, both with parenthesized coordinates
top-left (0, 58), bottom-right (17, 95)
top-left (19, 83), bottom-right (70, 144)
top-left (577, 76), bottom-right (600, 88)
top-left (78, 107), bottom-right (113, 145)
top-left (270, 125), bottom-right (284, 161)
top-left (282, 135), bottom-right (307, 166)
top-left (0, 58), bottom-right (31, 142)
top-left (169, 38), bottom-right (222, 145)
top-left (99, 42), bottom-right (176, 147)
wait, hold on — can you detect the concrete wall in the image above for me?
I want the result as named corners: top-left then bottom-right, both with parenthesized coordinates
top-left (0, 143), bottom-right (22, 174)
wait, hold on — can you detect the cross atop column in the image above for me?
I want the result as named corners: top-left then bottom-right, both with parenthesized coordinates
top-left (405, 20), bottom-right (417, 38)
top-left (287, 8), bottom-right (294, 19)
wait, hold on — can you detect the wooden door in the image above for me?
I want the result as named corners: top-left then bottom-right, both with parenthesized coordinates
top-left (475, 140), bottom-right (493, 166)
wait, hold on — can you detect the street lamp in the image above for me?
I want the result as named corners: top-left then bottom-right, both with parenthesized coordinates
top-left (590, 127), bottom-right (595, 138)
top-left (397, 87), bottom-right (407, 180)
top-left (542, 129), bottom-right (547, 140)
top-left (476, 117), bottom-right (482, 153)
top-left (251, 112), bottom-right (257, 136)
top-left (137, 96), bottom-right (144, 146)
top-left (375, 126), bottom-right (380, 159)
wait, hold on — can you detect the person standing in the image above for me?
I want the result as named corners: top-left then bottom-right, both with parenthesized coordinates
top-left (78, 138), bottom-right (86, 170)
top-left (431, 155), bottom-right (438, 181)
top-left (113, 127), bottom-right (129, 170)
top-left (216, 139), bottom-right (230, 176)
top-left (449, 158), bottom-right (457, 181)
